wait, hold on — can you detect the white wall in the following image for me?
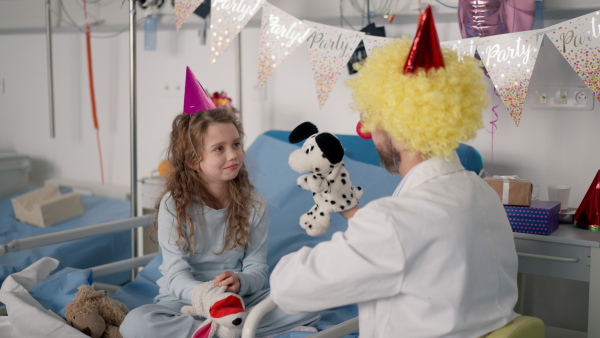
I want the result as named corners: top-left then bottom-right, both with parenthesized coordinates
top-left (1, 1), bottom-right (600, 212)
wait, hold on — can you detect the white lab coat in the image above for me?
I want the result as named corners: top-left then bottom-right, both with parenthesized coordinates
top-left (270, 153), bottom-right (519, 337)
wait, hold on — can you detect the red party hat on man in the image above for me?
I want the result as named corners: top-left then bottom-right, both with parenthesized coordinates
top-left (403, 5), bottom-right (445, 74)
top-left (183, 66), bottom-right (216, 115)
top-left (574, 170), bottom-right (600, 231)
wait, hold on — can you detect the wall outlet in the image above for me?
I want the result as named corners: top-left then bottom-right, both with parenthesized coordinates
top-left (529, 86), bottom-right (594, 110)
top-left (575, 91), bottom-right (588, 105)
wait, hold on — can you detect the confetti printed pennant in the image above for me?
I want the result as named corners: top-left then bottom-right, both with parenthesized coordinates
top-left (441, 37), bottom-right (480, 61)
top-left (477, 31), bottom-right (543, 127)
top-left (546, 11), bottom-right (600, 102)
top-left (362, 35), bottom-right (393, 56)
top-left (210, 0), bottom-right (266, 64)
top-left (258, 3), bottom-right (312, 88)
top-left (174, 0), bottom-right (203, 31)
top-left (304, 21), bottom-right (364, 109)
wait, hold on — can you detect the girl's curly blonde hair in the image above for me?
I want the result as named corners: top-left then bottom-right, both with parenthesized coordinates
top-left (347, 37), bottom-right (489, 159)
top-left (156, 108), bottom-right (260, 255)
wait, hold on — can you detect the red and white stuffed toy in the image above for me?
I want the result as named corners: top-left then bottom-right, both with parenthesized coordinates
top-left (181, 281), bottom-right (247, 338)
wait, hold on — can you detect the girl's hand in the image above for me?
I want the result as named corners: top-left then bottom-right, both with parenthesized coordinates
top-left (214, 271), bottom-right (240, 293)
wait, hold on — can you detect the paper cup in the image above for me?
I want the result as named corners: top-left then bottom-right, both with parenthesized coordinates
top-left (548, 184), bottom-right (571, 213)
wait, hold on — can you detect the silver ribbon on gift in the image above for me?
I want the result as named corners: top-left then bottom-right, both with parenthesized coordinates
top-left (493, 175), bottom-right (519, 204)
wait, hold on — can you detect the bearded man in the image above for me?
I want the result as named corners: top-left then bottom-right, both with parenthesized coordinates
top-left (269, 6), bottom-right (519, 338)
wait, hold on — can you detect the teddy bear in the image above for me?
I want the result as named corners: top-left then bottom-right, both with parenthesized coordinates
top-left (181, 281), bottom-right (247, 338)
top-left (288, 121), bottom-right (363, 236)
top-left (65, 285), bottom-right (129, 338)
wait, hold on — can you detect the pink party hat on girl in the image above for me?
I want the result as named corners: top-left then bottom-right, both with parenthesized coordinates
top-left (184, 66), bottom-right (216, 115)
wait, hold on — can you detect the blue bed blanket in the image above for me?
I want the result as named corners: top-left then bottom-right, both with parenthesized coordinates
top-left (0, 188), bottom-right (132, 286)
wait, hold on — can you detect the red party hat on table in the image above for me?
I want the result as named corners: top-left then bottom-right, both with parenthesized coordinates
top-left (183, 66), bottom-right (216, 115)
top-left (574, 170), bottom-right (600, 231)
top-left (403, 5), bottom-right (445, 75)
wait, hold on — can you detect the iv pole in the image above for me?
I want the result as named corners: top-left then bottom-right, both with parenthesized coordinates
top-left (129, 0), bottom-right (139, 278)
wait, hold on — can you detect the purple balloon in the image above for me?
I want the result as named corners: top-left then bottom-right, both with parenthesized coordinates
top-left (458, 0), bottom-right (508, 38)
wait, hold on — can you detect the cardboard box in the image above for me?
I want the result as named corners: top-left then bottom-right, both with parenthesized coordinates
top-left (0, 151), bottom-right (31, 199)
top-left (504, 200), bottom-right (561, 235)
top-left (11, 186), bottom-right (84, 227)
top-left (485, 176), bottom-right (532, 206)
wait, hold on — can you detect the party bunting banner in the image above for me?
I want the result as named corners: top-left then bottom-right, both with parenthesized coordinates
top-left (441, 37), bottom-right (480, 61)
top-left (304, 21), bottom-right (364, 109)
top-left (477, 31), bottom-right (543, 126)
top-left (258, 3), bottom-right (312, 88)
top-left (546, 11), bottom-right (600, 102)
top-left (210, 0), bottom-right (266, 64)
top-left (362, 35), bottom-right (394, 56)
top-left (174, 0), bottom-right (203, 31)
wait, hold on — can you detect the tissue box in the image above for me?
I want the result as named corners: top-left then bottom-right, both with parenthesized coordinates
top-left (484, 177), bottom-right (532, 206)
top-left (504, 200), bottom-right (561, 235)
top-left (11, 186), bottom-right (84, 227)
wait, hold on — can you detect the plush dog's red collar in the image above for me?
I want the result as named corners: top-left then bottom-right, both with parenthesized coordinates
top-left (209, 295), bottom-right (244, 318)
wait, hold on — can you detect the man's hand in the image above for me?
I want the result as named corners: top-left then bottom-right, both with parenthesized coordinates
top-left (340, 205), bottom-right (361, 220)
top-left (214, 271), bottom-right (240, 293)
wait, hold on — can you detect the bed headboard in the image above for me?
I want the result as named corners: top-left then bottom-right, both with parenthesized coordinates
top-left (44, 178), bottom-right (130, 200)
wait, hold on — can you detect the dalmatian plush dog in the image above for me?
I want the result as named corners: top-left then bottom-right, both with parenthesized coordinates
top-left (288, 122), bottom-right (363, 236)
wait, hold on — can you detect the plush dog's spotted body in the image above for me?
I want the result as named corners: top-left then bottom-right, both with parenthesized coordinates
top-left (288, 122), bottom-right (363, 236)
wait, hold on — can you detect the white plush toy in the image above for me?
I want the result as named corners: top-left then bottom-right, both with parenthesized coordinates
top-left (288, 122), bottom-right (363, 236)
top-left (181, 281), bottom-right (247, 338)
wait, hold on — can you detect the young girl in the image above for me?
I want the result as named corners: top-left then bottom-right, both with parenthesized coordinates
top-left (120, 108), bottom-right (319, 338)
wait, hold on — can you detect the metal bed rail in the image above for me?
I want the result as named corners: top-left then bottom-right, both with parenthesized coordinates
top-left (0, 215), bottom-right (153, 256)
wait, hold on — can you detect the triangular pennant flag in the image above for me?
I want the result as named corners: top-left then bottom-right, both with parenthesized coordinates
top-left (174, 0), bottom-right (203, 31)
top-left (477, 30), bottom-right (543, 126)
top-left (362, 35), bottom-right (393, 56)
top-left (210, 0), bottom-right (266, 64)
top-left (574, 170), bottom-right (600, 231)
top-left (441, 37), bottom-right (480, 61)
top-left (258, 3), bottom-right (312, 88)
top-left (304, 21), bottom-right (364, 109)
top-left (545, 11), bottom-right (600, 102)
top-left (184, 66), bottom-right (216, 114)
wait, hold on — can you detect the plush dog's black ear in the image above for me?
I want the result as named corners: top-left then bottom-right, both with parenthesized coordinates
top-left (289, 122), bottom-right (319, 144)
top-left (316, 133), bottom-right (344, 164)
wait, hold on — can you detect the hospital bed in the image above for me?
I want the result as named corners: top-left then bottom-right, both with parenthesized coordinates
top-left (0, 179), bottom-right (134, 288)
top-left (0, 130), bottom-right (484, 338)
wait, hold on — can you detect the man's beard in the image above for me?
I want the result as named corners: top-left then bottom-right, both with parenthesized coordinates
top-left (376, 137), bottom-right (401, 174)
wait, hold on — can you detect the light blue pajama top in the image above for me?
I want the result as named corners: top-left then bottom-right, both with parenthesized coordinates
top-left (154, 191), bottom-right (269, 303)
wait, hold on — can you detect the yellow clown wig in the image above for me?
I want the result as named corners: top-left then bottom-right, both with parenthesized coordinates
top-left (347, 37), bottom-right (489, 159)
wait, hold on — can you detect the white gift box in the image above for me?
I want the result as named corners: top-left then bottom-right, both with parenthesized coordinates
top-left (11, 186), bottom-right (84, 227)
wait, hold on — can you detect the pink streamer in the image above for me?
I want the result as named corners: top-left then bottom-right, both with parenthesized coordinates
top-left (487, 88), bottom-right (500, 165)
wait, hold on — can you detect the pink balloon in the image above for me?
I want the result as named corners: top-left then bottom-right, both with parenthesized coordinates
top-left (458, 0), bottom-right (508, 38)
top-left (458, 0), bottom-right (536, 39)
top-left (504, 0), bottom-right (535, 33)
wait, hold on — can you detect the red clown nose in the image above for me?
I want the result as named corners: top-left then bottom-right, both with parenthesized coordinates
top-left (356, 121), bottom-right (372, 139)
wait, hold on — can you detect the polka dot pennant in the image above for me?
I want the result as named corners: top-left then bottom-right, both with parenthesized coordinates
top-left (477, 31), bottom-right (543, 127)
top-left (258, 3), bottom-right (312, 88)
top-left (210, 0), bottom-right (266, 64)
top-left (174, 0), bottom-right (203, 31)
top-left (441, 37), bottom-right (480, 61)
top-left (304, 21), bottom-right (364, 109)
top-left (547, 11), bottom-right (600, 102)
top-left (362, 35), bottom-right (394, 57)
